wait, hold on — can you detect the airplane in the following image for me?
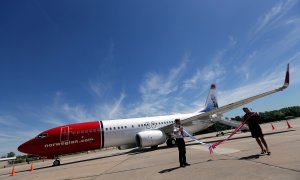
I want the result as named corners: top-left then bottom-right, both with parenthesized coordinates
top-left (18, 64), bottom-right (290, 166)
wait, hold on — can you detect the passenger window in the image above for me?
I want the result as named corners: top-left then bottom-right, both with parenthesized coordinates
top-left (114, 127), bottom-right (116, 130)
top-left (110, 127), bottom-right (112, 130)
top-left (132, 125), bottom-right (134, 128)
top-left (85, 130), bottom-right (88, 133)
top-left (89, 130), bottom-right (93, 133)
top-left (93, 129), bottom-right (96, 132)
top-left (81, 130), bottom-right (84, 134)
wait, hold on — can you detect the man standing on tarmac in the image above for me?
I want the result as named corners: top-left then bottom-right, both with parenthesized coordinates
top-left (243, 107), bottom-right (271, 155)
top-left (174, 119), bottom-right (190, 167)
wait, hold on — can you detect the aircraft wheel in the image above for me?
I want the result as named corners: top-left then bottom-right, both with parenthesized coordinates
top-left (166, 138), bottom-right (176, 147)
top-left (53, 159), bottom-right (60, 166)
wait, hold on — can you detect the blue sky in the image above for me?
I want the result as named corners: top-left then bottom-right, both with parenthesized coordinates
top-left (0, 0), bottom-right (300, 155)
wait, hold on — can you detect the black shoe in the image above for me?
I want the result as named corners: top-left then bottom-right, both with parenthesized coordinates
top-left (261, 149), bottom-right (266, 154)
top-left (180, 164), bottom-right (185, 168)
top-left (184, 163), bottom-right (190, 166)
top-left (267, 151), bottom-right (271, 155)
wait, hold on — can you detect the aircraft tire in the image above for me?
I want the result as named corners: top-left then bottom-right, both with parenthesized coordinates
top-left (166, 138), bottom-right (176, 147)
top-left (53, 159), bottom-right (60, 166)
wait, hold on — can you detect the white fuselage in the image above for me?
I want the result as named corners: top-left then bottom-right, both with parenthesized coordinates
top-left (102, 112), bottom-right (213, 147)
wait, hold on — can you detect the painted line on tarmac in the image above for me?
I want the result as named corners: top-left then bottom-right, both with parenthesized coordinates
top-left (188, 145), bottom-right (240, 155)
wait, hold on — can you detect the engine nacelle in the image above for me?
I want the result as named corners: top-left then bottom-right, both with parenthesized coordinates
top-left (135, 130), bottom-right (166, 148)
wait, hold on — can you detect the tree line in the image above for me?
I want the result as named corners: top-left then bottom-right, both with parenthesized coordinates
top-left (232, 106), bottom-right (300, 123)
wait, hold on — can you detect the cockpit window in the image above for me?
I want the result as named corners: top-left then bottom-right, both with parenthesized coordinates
top-left (36, 133), bottom-right (48, 138)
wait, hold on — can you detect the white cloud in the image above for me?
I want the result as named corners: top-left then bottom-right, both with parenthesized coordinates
top-left (182, 36), bottom-right (235, 92)
top-left (128, 56), bottom-right (189, 117)
top-left (254, 0), bottom-right (297, 34)
top-left (218, 63), bottom-right (296, 107)
top-left (233, 50), bottom-right (258, 80)
top-left (140, 54), bottom-right (188, 97)
top-left (105, 92), bottom-right (126, 119)
top-left (0, 114), bottom-right (27, 128)
top-left (183, 62), bottom-right (226, 92)
top-left (0, 129), bottom-right (41, 155)
top-left (62, 104), bottom-right (93, 122)
top-left (89, 81), bottom-right (107, 98)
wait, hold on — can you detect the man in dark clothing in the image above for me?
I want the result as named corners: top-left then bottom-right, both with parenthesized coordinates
top-left (243, 107), bottom-right (271, 155)
top-left (174, 119), bottom-right (190, 167)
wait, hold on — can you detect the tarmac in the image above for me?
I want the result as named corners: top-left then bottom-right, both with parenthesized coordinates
top-left (1, 118), bottom-right (299, 180)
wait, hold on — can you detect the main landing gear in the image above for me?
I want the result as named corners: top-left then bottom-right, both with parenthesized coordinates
top-left (216, 132), bottom-right (224, 137)
top-left (166, 138), bottom-right (176, 147)
top-left (53, 158), bottom-right (61, 166)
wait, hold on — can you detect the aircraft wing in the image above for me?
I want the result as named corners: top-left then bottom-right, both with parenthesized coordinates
top-left (0, 157), bottom-right (16, 162)
top-left (158, 64), bottom-right (289, 135)
top-left (181, 64), bottom-right (289, 125)
top-left (214, 118), bottom-right (249, 131)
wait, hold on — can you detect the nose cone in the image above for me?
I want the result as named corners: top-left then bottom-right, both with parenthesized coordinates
top-left (18, 141), bottom-right (31, 154)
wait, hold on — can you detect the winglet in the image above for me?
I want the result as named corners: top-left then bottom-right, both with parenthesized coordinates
top-left (283, 63), bottom-right (289, 88)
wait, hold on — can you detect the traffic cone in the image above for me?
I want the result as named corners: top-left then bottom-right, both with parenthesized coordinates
top-left (286, 120), bottom-right (292, 129)
top-left (271, 123), bottom-right (275, 130)
top-left (30, 163), bottom-right (34, 172)
top-left (11, 166), bottom-right (15, 176)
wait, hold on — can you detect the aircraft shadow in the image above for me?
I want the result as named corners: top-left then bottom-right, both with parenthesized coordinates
top-left (127, 145), bottom-right (174, 155)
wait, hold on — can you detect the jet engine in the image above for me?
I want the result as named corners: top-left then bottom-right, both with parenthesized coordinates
top-left (135, 130), bottom-right (166, 148)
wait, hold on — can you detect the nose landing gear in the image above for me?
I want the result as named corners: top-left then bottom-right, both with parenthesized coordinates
top-left (53, 158), bottom-right (60, 166)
